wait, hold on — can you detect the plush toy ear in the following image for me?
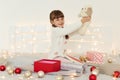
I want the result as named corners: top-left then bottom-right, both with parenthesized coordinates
top-left (86, 7), bottom-right (93, 16)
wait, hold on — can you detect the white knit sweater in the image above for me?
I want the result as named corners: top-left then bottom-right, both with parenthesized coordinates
top-left (48, 22), bottom-right (86, 59)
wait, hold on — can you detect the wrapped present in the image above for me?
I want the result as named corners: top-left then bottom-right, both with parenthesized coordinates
top-left (86, 51), bottom-right (103, 64)
top-left (53, 56), bottom-right (87, 73)
top-left (47, 70), bottom-right (78, 76)
top-left (61, 62), bottom-right (87, 73)
top-left (34, 59), bottom-right (61, 73)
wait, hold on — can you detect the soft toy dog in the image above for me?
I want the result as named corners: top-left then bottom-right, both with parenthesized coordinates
top-left (78, 5), bottom-right (93, 35)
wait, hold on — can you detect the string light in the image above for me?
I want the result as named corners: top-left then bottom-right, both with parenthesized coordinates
top-left (0, 76), bottom-right (5, 79)
top-left (11, 25), bottom-right (51, 54)
top-left (78, 45), bottom-right (81, 48)
top-left (91, 36), bottom-right (95, 39)
top-left (93, 42), bottom-right (97, 46)
top-left (113, 77), bottom-right (117, 80)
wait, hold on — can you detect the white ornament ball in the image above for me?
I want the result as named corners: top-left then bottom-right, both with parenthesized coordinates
top-left (56, 75), bottom-right (64, 80)
top-left (38, 71), bottom-right (45, 78)
top-left (92, 69), bottom-right (99, 75)
top-left (108, 59), bottom-right (112, 63)
top-left (7, 69), bottom-right (14, 75)
top-left (6, 66), bottom-right (14, 71)
top-left (24, 71), bottom-right (32, 78)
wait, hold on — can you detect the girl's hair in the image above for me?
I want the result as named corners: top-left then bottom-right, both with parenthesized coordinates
top-left (50, 10), bottom-right (69, 39)
top-left (50, 10), bottom-right (64, 22)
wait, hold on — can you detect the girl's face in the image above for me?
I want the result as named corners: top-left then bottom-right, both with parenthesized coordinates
top-left (51, 17), bottom-right (64, 28)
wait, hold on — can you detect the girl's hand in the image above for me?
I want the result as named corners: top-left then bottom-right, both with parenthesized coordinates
top-left (81, 16), bottom-right (91, 23)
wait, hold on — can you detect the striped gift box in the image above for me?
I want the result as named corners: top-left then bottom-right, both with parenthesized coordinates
top-left (86, 51), bottom-right (103, 64)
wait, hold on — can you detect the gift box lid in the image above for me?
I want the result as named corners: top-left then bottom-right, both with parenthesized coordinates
top-left (40, 59), bottom-right (61, 62)
top-left (34, 59), bottom-right (61, 73)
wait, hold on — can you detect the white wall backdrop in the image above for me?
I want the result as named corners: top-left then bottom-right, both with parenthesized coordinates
top-left (0, 0), bottom-right (120, 53)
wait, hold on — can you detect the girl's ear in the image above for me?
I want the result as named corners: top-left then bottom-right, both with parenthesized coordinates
top-left (50, 21), bottom-right (52, 24)
top-left (50, 21), bottom-right (57, 27)
top-left (50, 20), bottom-right (54, 24)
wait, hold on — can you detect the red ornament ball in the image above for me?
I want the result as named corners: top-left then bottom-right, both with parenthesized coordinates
top-left (89, 74), bottom-right (97, 80)
top-left (15, 68), bottom-right (22, 74)
top-left (113, 71), bottom-right (120, 78)
top-left (0, 65), bottom-right (6, 71)
top-left (90, 66), bottom-right (96, 72)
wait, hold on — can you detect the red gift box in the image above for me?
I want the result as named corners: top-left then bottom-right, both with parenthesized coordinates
top-left (34, 59), bottom-right (61, 73)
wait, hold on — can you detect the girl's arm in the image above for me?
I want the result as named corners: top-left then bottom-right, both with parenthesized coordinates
top-left (53, 22), bottom-right (83, 36)
top-left (53, 17), bottom-right (91, 36)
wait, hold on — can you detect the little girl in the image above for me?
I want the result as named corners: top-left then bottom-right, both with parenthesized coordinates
top-left (48, 10), bottom-right (91, 60)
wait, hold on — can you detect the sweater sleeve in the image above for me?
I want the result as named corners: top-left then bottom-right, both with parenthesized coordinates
top-left (53, 22), bottom-right (83, 36)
